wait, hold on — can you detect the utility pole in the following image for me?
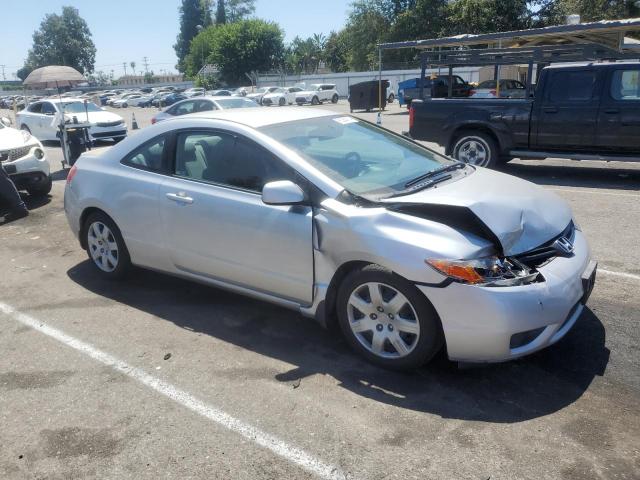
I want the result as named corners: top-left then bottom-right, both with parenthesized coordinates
top-left (123, 62), bottom-right (127, 76)
top-left (0, 65), bottom-right (5, 81)
top-left (143, 57), bottom-right (149, 74)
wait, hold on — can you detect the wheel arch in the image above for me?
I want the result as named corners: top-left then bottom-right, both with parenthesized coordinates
top-left (79, 207), bottom-right (117, 250)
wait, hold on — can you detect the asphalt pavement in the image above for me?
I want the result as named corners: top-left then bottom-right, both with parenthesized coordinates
top-left (0, 101), bottom-right (638, 479)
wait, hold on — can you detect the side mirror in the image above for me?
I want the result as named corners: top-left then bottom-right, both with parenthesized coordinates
top-left (1, 117), bottom-right (12, 127)
top-left (262, 180), bottom-right (305, 206)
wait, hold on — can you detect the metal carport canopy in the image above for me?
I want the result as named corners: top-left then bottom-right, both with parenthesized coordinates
top-left (379, 18), bottom-right (640, 51)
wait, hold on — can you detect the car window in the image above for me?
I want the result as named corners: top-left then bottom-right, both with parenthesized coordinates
top-left (548, 70), bottom-right (597, 102)
top-left (174, 131), bottom-right (293, 193)
top-left (42, 103), bottom-right (57, 114)
top-left (173, 101), bottom-right (196, 116)
top-left (28, 102), bottom-right (43, 114)
top-left (195, 100), bottom-right (216, 112)
top-left (611, 69), bottom-right (640, 101)
top-left (122, 135), bottom-right (166, 171)
top-left (215, 98), bottom-right (259, 109)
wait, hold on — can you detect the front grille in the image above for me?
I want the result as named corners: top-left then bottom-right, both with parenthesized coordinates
top-left (515, 221), bottom-right (575, 268)
top-left (96, 121), bottom-right (123, 127)
top-left (91, 130), bottom-right (127, 138)
top-left (0, 145), bottom-right (32, 162)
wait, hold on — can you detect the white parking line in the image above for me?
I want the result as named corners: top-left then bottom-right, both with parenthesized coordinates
top-left (546, 187), bottom-right (640, 198)
top-left (599, 269), bottom-right (640, 281)
top-left (0, 301), bottom-right (347, 480)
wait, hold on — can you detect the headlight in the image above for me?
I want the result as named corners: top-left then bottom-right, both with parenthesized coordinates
top-left (34, 148), bottom-right (45, 159)
top-left (426, 256), bottom-right (539, 287)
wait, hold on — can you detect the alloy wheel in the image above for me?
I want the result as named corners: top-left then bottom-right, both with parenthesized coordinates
top-left (347, 282), bottom-right (420, 359)
top-left (457, 138), bottom-right (489, 166)
top-left (87, 221), bottom-right (119, 272)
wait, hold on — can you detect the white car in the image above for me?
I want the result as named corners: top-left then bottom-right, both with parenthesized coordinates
top-left (246, 86), bottom-right (280, 104)
top-left (112, 94), bottom-right (143, 108)
top-left (184, 88), bottom-right (206, 98)
top-left (295, 84), bottom-right (340, 105)
top-left (127, 94), bottom-right (155, 107)
top-left (0, 117), bottom-right (51, 196)
top-left (261, 87), bottom-right (303, 106)
top-left (16, 99), bottom-right (127, 143)
top-left (151, 96), bottom-right (259, 124)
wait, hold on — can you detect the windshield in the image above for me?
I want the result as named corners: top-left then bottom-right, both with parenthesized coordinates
top-left (260, 115), bottom-right (453, 198)
top-left (216, 98), bottom-right (259, 109)
top-left (62, 101), bottom-right (102, 113)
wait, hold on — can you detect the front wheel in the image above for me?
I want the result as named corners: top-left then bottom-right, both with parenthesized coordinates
top-left (82, 212), bottom-right (131, 280)
top-left (337, 265), bottom-right (443, 369)
top-left (331, 94), bottom-right (339, 104)
top-left (27, 175), bottom-right (52, 197)
top-left (279, 97), bottom-right (286, 106)
top-left (311, 96), bottom-right (320, 105)
top-left (451, 131), bottom-right (498, 168)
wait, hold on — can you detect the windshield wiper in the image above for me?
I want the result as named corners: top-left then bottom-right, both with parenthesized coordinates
top-left (404, 162), bottom-right (466, 188)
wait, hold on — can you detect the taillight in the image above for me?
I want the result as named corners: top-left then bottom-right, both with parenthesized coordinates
top-left (469, 89), bottom-right (476, 96)
top-left (489, 89), bottom-right (497, 97)
top-left (66, 164), bottom-right (78, 184)
top-left (409, 104), bottom-right (415, 130)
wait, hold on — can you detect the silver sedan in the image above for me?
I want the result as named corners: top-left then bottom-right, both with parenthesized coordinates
top-left (64, 108), bottom-right (596, 369)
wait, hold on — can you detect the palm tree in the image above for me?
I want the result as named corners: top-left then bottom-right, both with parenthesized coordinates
top-left (130, 61), bottom-right (136, 76)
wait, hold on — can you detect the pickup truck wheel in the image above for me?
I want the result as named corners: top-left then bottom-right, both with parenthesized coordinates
top-left (452, 131), bottom-right (498, 168)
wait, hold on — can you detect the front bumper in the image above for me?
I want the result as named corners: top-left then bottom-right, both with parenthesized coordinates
top-left (419, 230), bottom-right (594, 362)
top-left (88, 124), bottom-right (127, 141)
top-left (2, 148), bottom-right (50, 190)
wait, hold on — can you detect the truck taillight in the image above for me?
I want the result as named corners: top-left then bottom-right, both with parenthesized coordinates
top-left (409, 105), bottom-right (415, 130)
top-left (490, 89), bottom-right (497, 97)
top-left (66, 164), bottom-right (78, 184)
top-left (469, 89), bottom-right (476, 96)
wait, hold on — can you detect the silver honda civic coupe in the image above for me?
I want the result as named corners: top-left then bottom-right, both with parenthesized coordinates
top-left (64, 108), bottom-right (597, 369)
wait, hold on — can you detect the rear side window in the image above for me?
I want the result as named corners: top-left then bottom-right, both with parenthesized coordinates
top-left (548, 70), bottom-right (597, 102)
top-left (28, 103), bottom-right (43, 113)
top-left (42, 103), bottom-right (57, 114)
top-left (122, 136), bottom-right (166, 172)
top-left (611, 69), bottom-right (640, 101)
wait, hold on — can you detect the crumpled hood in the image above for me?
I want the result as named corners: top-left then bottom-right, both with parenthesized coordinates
top-left (0, 126), bottom-right (34, 149)
top-left (381, 167), bottom-right (572, 256)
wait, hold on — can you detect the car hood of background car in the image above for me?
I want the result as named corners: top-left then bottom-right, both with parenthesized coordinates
top-left (380, 167), bottom-right (572, 256)
top-left (64, 110), bottom-right (123, 124)
top-left (0, 126), bottom-right (34, 148)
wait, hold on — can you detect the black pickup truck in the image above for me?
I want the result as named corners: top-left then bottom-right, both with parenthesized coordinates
top-left (409, 62), bottom-right (640, 167)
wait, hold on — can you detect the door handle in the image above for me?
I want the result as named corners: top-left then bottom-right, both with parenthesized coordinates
top-left (603, 108), bottom-right (620, 114)
top-left (165, 192), bottom-right (193, 204)
top-left (543, 107), bottom-right (558, 113)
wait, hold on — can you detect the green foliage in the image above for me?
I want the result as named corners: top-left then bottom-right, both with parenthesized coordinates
top-left (214, 0), bottom-right (256, 24)
top-left (446, 0), bottom-right (530, 35)
top-left (186, 19), bottom-right (284, 84)
top-left (324, 30), bottom-right (350, 73)
top-left (285, 34), bottom-right (326, 74)
top-left (174, 0), bottom-right (212, 73)
top-left (215, 0), bottom-right (227, 23)
top-left (23, 6), bottom-right (96, 75)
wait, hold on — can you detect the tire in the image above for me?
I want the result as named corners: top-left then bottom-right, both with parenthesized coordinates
top-left (331, 94), bottom-right (339, 104)
top-left (21, 125), bottom-right (31, 134)
top-left (311, 96), bottom-right (320, 105)
top-left (27, 175), bottom-right (52, 197)
top-left (337, 264), bottom-right (444, 369)
top-left (451, 130), bottom-right (499, 168)
top-left (122, 103), bottom-right (128, 108)
top-left (388, 93), bottom-right (395, 103)
top-left (82, 212), bottom-right (131, 280)
top-left (279, 97), bottom-right (286, 106)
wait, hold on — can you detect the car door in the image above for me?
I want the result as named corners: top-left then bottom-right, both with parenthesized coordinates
top-left (534, 68), bottom-right (603, 151)
top-left (159, 129), bottom-right (314, 304)
top-left (20, 102), bottom-right (43, 137)
top-left (40, 102), bottom-right (59, 140)
top-left (597, 66), bottom-right (640, 153)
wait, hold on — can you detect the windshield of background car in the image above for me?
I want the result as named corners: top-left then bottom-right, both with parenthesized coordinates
top-left (260, 115), bottom-right (453, 198)
top-left (216, 98), bottom-right (259, 109)
top-left (62, 101), bottom-right (102, 113)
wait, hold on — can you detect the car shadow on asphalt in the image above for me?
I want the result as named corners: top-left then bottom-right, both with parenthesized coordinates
top-left (68, 261), bottom-right (609, 424)
top-left (499, 162), bottom-right (640, 191)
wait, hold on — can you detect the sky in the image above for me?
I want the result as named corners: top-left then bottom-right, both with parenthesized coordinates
top-left (0, 0), bottom-right (349, 80)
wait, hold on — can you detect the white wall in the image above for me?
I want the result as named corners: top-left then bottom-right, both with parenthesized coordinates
top-left (257, 67), bottom-right (480, 96)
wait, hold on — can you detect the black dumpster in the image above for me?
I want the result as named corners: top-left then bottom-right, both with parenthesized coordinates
top-left (348, 80), bottom-right (390, 112)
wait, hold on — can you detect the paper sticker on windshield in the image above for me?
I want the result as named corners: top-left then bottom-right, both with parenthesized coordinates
top-left (333, 117), bottom-right (358, 125)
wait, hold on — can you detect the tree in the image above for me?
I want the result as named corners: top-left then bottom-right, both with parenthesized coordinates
top-left (534, 0), bottom-right (639, 23)
top-left (23, 6), bottom-right (96, 74)
top-left (216, 0), bottom-right (227, 23)
top-left (445, 0), bottom-right (531, 35)
top-left (174, 0), bottom-right (212, 73)
top-left (186, 19), bottom-right (284, 84)
top-left (225, 0), bottom-right (256, 22)
top-left (343, 1), bottom-right (391, 71)
top-left (324, 31), bottom-right (350, 72)
top-left (130, 61), bottom-right (136, 75)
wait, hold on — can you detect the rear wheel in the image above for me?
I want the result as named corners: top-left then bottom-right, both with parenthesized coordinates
top-left (451, 130), bottom-right (498, 168)
top-left (82, 212), bottom-right (131, 280)
top-left (331, 94), bottom-right (339, 104)
top-left (279, 97), bottom-right (286, 106)
top-left (311, 96), bottom-right (320, 105)
top-left (337, 265), bottom-right (443, 369)
top-left (388, 93), bottom-right (395, 103)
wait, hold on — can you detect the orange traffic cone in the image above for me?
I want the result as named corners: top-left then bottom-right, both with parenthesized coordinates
top-left (132, 113), bottom-right (139, 130)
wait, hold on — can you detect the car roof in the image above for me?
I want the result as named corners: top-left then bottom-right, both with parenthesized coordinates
top-left (185, 106), bottom-right (338, 128)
